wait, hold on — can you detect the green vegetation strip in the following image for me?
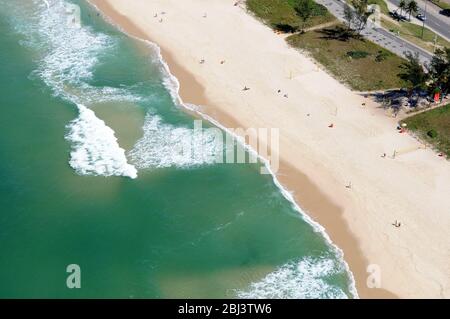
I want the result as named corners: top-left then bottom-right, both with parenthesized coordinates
top-left (430, 0), bottom-right (450, 10)
top-left (368, 0), bottom-right (390, 14)
top-left (382, 18), bottom-right (450, 54)
top-left (287, 25), bottom-right (407, 91)
top-left (246, 0), bottom-right (335, 31)
top-left (403, 104), bottom-right (450, 157)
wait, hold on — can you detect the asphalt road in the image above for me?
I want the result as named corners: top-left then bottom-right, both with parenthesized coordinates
top-left (316, 0), bottom-right (434, 63)
top-left (386, 0), bottom-right (450, 40)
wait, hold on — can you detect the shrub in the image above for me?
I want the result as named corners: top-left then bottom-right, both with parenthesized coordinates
top-left (287, 0), bottom-right (328, 16)
top-left (347, 50), bottom-right (370, 59)
top-left (311, 3), bottom-right (328, 16)
top-left (375, 50), bottom-right (390, 62)
top-left (427, 129), bottom-right (438, 138)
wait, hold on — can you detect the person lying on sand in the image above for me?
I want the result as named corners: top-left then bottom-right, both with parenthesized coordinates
top-left (243, 86), bottom-right (250, 91)
top-left (393, 220), bottom-right (401, 228)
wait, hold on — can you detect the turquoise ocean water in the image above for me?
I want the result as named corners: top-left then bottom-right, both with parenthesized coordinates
top-left (0, 0), bottom-right (356, 298)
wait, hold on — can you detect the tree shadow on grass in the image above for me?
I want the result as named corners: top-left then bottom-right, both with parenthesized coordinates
top-left (317, 26), bottom-right (362, 42)
top-left (273, 23), bottom-right (299, 33)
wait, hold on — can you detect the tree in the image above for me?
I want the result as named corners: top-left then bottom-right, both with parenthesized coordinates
top-left (294, 0), bottom-right (315, 33)
top-left (399, 51), bottom-right (429, 91)
top-left (428, 47), bottom-right (450, 96)
top-left (406, 0), bottom-right (418, 21)
top-left (398, 0), bottom-right (407, 17)
top-left (351, 0), bottom-right (374, 34)
top-left (344, 4), bottom-right (355, 30)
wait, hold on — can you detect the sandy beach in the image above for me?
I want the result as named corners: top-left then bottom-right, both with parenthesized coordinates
top-left (90, 0), bottom-right (450, 298)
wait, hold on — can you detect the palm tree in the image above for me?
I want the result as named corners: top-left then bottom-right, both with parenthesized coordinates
top-left (398, 0), bottom-right (407, 17)
top-left (406, 0), bottom-right (418, 21)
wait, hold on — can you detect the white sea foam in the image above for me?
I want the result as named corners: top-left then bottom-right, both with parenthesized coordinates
top-left (8, 0), bottom-right (139, 178)
top-left (71, 10), bottom-right (222, 171)
top-left (236, 257), bottom-right (349, 299)
top-left (22, 0), bottom-right (357, 296)
top-left (66, 104), bottom-right (137, 179)
top-left (128, 38), bottom-right (360, 298)
top-left (129, 114), bottom-right (223, 169)
top-left (35, 0), bottom-right (142, 105)
top-left (184, 104), bottom-right (359, 299)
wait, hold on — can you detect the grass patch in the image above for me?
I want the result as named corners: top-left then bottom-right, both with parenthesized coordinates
top-left (430, 0), bottom-right (450, 10)
top-left (246, 0), bottom-right (335, 31)
top-left (287, 25), bottom-right (407, 90)
top-left (368, 0), bottom-right (390, 14)
top-left (403, 104), bottom-right (450, 156)
top-left (382, 18), bottom-right (450, 53)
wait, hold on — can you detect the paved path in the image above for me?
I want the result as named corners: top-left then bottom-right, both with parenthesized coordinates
top-left (315, 0), bottom-right (434, 63)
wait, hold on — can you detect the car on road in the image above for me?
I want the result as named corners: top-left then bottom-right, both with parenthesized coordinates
top-left (390, 11), bottom-right (408, 21)
top-left (416, 13), bottom-right (426, 21)
top-left (440, 9), bottom-right (450, 17)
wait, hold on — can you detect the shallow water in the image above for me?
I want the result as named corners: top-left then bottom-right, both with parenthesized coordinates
top-left (0, 0), bottom-right (355, 298)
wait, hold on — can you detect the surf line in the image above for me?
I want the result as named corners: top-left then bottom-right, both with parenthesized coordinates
top-left (85, 0), bottom-right (358, 297)
top-left (42, 0), bottom-right (58, 9)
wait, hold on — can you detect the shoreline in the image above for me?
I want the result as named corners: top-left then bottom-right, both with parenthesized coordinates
top-left (89, 0), bottom-right (384, 298)
top-left (89, 0), bottom-right (450, 298)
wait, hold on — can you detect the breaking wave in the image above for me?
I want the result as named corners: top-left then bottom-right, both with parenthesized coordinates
top-left (129, 114), bottom-right (223, 169)
top-left (236, 256), bottom-right (349, 299)
top-left (9, 0), bottom-right (139, 178)
top-left (66, 104), bottom-right (137, 178)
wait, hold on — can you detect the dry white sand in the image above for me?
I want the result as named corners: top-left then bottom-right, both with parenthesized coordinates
top-left (91, 0), bottom-right (450, 298)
